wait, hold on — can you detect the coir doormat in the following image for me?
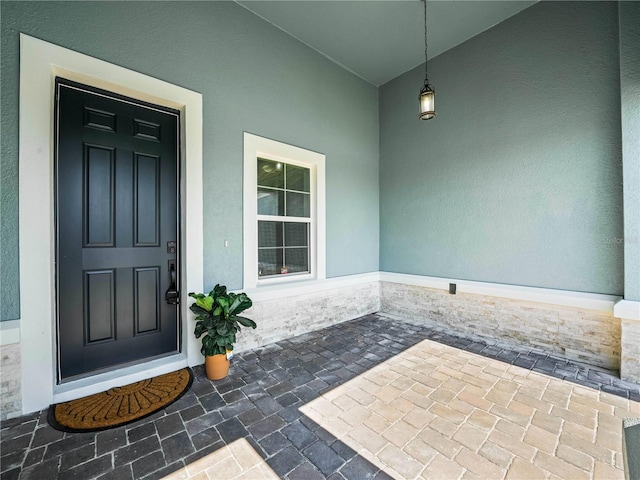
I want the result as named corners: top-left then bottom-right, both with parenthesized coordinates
top-left (48, 368), bottom-right (193, 433)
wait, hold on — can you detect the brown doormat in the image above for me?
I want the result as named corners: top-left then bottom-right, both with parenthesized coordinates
top-left (48, 368), bottom-right (193, 433)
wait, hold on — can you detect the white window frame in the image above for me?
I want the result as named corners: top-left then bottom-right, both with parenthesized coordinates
top-left (243, 133), bottom-right (326, 289)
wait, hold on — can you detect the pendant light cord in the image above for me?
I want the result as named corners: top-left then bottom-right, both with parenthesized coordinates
top-left (424, 0), bottom-right (429, 83)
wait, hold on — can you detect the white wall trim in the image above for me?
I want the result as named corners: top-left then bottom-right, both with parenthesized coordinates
top-left (243, 132), bottom-right (326, 290)
top-left (379, 272), bottom-right (621, 314)
top-left (18, 34), bottom-right (203, 415)
top-left (614, 300), bottom-right (640, 321)
top-left (242, 270), bottom-right (620, 313)
top-left (240, 272), bottom-right (380, 302)
top-left (0, 321), bottom-right (21, 346)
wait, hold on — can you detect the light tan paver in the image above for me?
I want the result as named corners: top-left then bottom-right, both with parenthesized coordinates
top-left (505, 457), bottom-right (548, 479)
top-left (455, 447), bottom-right (506, 478)
top-left (467, 409), bottom-right (498, 431)
top-left (299, 338), bottom-right (638, 479)
top-left (523, 424), bottom-right (559, 454)
top-left (478, 441), bottom-right (514, 469)
top-left (556, 443), bottom-right (594, 471)
top-left (420, 454), bottom-right (465, 479)
top-left (166, 438), bottom-right (279, 480)
top-left (452, 423), bottom-right (489, 451)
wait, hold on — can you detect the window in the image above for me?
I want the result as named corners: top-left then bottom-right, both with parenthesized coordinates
top-left (244, 133), bottom-right (325, 288)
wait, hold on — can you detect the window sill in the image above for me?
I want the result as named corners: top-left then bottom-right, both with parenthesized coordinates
top-left (257, 272), bottom-right (313, 287)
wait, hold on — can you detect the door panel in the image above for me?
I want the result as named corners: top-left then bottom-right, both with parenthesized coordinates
top-left (56, 80), bottom-right (180, 380)
top-left (84, 270), bottom-right (115, 343)
top-left (134, 153), bottom-right (160, 246)
top-left (84, 145), bottom-right (115, 247)
top-left (135, 267), bottom-right (160, 334)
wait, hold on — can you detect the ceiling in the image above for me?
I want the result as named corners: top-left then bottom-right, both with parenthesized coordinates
top-left (236, 1), bottom-right (537, 86)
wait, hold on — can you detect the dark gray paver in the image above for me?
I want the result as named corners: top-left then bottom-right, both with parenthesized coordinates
top-left (258, 431), bottom-right (292, 456)
top-left (127, 422), bottom-right (156, 443)
top-left (160, 431), bottom-right (194, 464)
top-left (1, 313), bottom-right (639, 479)
top-left (247, 414), bottom-right (286, 440)
top-left (96, 464), bottom-right (134, 480)
top-left (154, 412), bottom-right (184, 439)
top-left (340, 455), bottom-right (381, 479)
top-left (57, 454), bottom-right (112, 480)
top-left (131, 450), bottom-right (166, 478)
top-left (287, 460), bottom-right (326, 480)
top-left (269, 446), bottom-right (306, 477)
top-left (59, 443), bottom-right (96, 471)
top-left (282, 421), bottom-right (318, 450)
top-left (303, 440), bottom-right (345, 476)
top-left (114, 436), bottom-right (161, 467)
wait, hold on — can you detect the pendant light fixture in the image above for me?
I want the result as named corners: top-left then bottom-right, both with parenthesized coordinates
top-left (419, 0), bottom-right (436, 120)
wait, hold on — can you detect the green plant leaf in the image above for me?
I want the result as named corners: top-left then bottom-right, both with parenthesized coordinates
top-left (189, 306), bottom-right (211, 318)
top-left (211, 284), bottom-right (227, 298)
top-left (236, 316), bottom-right (257, 329)
top-left (195, 296), bottom-right (214, 312)
top-left (194, 322), bottom-right (207, 338)
top-left (229, 294), bottom-right (252, 315)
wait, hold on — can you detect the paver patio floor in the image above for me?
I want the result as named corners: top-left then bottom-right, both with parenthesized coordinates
top-left (1, 313), bottom-right (639, 479)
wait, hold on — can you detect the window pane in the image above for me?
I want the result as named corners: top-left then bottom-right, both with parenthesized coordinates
top-left (258, 188), bottom-right (284, 216)
top-left (285, 247), bottom-right (309, 273)
top-left (286, 192), bottom-right (310, 218)
top-left (258, 221), bottom-right (283, 247)
top-left (284, 222), bottom-right (308, 247)
top-left (257, 158), bottom-right (284, 188)
top-left (286, 165), bottom-right (310, 193)
top-left (258, 248), bottom-right (283, 277)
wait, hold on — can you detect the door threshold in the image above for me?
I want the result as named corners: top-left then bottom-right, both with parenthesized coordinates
top-left (52, 353), bottom-right (188, 404)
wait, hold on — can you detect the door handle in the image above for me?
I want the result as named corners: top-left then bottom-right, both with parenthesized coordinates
top-left (165, 260), bottom-right (179, 305)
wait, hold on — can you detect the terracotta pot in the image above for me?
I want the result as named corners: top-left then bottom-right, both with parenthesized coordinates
top-left (205, 353), bottom-right (229, 380)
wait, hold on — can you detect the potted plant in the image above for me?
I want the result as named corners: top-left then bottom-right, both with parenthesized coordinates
top-left (188, 284), bottom-right (256, 380)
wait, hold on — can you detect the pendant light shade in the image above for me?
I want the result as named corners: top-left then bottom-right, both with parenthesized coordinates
top-left (419, 82), bottom-right (435, 120)
top-left (419, 0), bottom-right (436, 120)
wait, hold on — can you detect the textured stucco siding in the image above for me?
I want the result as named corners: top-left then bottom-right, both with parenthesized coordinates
top-left (379, 1), bottom-right (623, 295)
top-left (380, 281), bottom-right (621, 370)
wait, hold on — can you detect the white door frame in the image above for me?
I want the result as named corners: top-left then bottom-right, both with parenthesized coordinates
top-left (18, 34), bottom-right (204, 414)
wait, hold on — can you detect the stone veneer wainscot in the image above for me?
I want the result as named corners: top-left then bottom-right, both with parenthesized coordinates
top-left (380, 281), bottom-right (620, 370)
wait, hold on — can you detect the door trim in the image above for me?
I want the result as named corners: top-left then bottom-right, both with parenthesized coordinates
top-left (19, 34), bottom-right (203, 413)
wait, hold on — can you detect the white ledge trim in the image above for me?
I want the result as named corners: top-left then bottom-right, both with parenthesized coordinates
top-left (238, 272), bottom-right (380, 302)
top-left (0, 320), bottom-right (21, 346)
top-left (379, 272), bottom-right (620, 313)
top-left (239, 271), bottom-right (620, 313)
top-left (614, 300), bottom-right (640, 321)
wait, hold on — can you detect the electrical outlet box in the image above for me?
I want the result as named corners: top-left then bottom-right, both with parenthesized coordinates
top-left (449, 283), bottom-right (456, 295)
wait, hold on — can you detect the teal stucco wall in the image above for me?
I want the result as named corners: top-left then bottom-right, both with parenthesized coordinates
top-left (0, 1), bottom-right (380, 320)
top-left (379, 1), bottom-right (624, 295)
top-left (619, 1), bottom-right (640, 302)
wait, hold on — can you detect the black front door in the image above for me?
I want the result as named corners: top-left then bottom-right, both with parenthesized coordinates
top-left (55, 79), bottom-right (180, 380)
